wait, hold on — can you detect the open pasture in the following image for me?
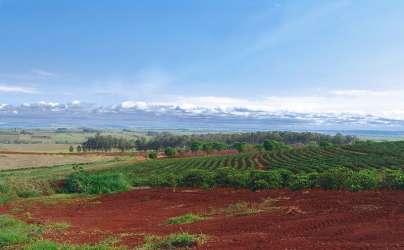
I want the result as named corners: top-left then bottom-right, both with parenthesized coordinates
top-left (0, 153), bottom-right (118, 170)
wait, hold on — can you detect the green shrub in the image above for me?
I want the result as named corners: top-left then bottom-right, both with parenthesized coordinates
top-left (248, 171), bottom-right (282, 191)
top-left (214, 168), bottom-right (249, 188)
top-left (317, 167), bottom-right (352, 190)
top-left (249, 179), bottom-right (271, 190)
top-left (272, 169), bottom-right (294, 186)
top-left (148, 151), bottom-right (158, 160)
top-left (346, 170), bottom-right (379, 191)
top-left (65, 171), bottom-right (130, 194)
top-left (180, 169), bottom-right (214, 188)
top-left (289, 175), bottom-right (310, 190)
top-left (149, 173), bottom-right (180, 187)
top-left (380, 169), bottom-right (404, 189)
top-left (164, 147), bottom-right (177, 158)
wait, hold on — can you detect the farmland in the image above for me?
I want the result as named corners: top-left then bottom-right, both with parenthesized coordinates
top-left (1, 136), bottom-right (404, 249)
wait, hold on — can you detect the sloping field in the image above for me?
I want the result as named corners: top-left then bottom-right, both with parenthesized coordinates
top-left (101, 142), bottom-right (404, 179)
top-left (3, 188), bottom-right (404, 249)
top-left (0, 153), bottom-right (117, 170)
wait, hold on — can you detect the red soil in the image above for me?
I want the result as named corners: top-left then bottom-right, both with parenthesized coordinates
top-left (3, 188), bottom-right (404, 249)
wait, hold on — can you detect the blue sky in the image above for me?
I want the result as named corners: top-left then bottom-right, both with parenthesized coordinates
top-left (1, 0), bottom-right (404, 118)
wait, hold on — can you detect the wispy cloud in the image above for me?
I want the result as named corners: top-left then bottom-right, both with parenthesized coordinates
top-left (31, 69), bottom-right (58, 78)
top-left (248, 1), bottom-right (352, 54)
top-left (0, 85), bottom-right (38, 94)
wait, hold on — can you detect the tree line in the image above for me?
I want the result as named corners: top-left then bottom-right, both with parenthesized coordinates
top-left (135, 131), bottom-right (356, 150)
top-left (78, 133), bottom-right (135, 152)
top-left (73, 131), bottom-right (356, 153)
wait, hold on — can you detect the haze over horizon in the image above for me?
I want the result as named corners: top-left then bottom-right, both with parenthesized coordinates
top-left (1, 1), bottom-right (404, 129)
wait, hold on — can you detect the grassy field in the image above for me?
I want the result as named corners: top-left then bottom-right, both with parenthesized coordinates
top-left (0, 143), bottom-right (74, 153)
top-left (0, 129), bottom-right (145, 146)
top-left (0, 140), bottom-right (403, 195)
top-left (0, 153), bottom-right (120, 170)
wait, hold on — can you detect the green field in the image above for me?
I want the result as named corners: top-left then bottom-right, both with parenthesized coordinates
top-left (1, 140), bottom-right (404, 201)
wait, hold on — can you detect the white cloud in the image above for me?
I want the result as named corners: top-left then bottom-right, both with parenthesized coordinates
top-left (38, 101), bottom-right (59, 107)
top-left (119, 88), bottom-right (404, 119)
top-left (31, 69), bottom-right (58, 78)
top-left (0, 85), bottom-right (38, 94)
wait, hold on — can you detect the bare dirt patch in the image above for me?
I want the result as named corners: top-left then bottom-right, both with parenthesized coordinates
top-left (3, 189), bottom-right (404, 249)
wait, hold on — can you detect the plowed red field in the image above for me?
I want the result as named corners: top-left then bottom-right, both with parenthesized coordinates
top-left (3, 188), bottom-right (404, 249)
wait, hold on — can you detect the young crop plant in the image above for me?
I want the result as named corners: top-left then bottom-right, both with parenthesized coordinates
top-left (167, 213), bottom-right (205, 225)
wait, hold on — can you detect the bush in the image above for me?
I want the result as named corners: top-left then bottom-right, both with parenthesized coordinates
top-left (214, 168), bottom-right (250, 188)
top-left (164, 147), bottom-right (177, 158)
top-left (65, 171), bottom-right (130, 194)
top-left (249, 179), bottom-right (271, 190)
top-left (248, 171), bottom-right (282, 191)
top-left (180, 169), bottom-right (214, 188)
top-left (149, 173), bottom-right (180, 187)
top-left (148, 151), bottom-right (158, 159)
top-left (381, 169), bottom-right (404, 189)
top-left (317, 167), bottom-right (352, 190)
top-left (346, 170), bottom-right (379, 191)
top-left (289, 175), bottom-right (311, 190)
top-left (272, 169), bottom-right (294, 186)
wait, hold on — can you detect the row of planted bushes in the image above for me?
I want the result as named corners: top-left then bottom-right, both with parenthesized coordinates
top-left (146, 167), bottom-right (404, 191)
top-left (63, 167), bottom-right (404, 194)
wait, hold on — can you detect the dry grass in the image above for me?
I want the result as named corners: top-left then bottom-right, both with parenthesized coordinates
top-left (0, 153), bottom-right (115, 170)
top-left (213, 197), bottom-right (280, 217)
top-left (0, 144), bottom-right (73, 153)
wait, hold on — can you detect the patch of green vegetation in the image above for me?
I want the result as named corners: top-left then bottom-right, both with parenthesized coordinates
top-left (0, 215), bottom-right (42, 248)
top-left (139, 233), bottom-right (207, 250)
top-left (65, 170), bottom-right (130, 194)
top-left (2, 141), bottom-right (404, 205)
top-left (167, 213), bottom-right (205, 225)
top-left (23, 240), bottom-right (126, 250)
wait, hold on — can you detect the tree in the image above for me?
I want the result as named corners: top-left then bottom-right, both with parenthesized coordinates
top-left (233, 142), bottom-right (247, 153)
top-left (211, 142), bottom-right (227, 151)
top-left (263, 140), bottom-right (290, 151)
top-left (190, 141), bottom-right (202, 152)
top-left (202, 143), bottom-right (213, 154)
top-left (164, 147), bottom-right (177, 158)
top-left (69, 145), bottom-right (74, 153)
top-left (76, 145), bottom-right (82, 153)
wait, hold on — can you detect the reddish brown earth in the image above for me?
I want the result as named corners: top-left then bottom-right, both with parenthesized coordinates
top-left (2, 188), bottom-right (404, 250)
